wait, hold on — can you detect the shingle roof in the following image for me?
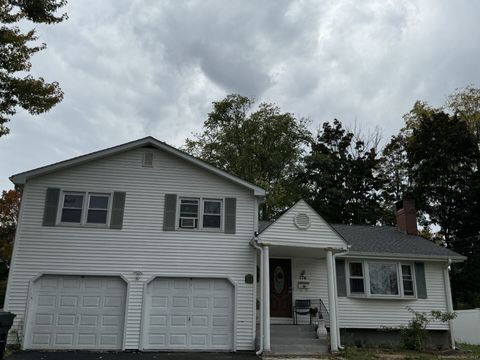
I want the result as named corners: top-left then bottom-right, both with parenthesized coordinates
top-left (259, 220), bottom-right (465, 260)
top-left (331, 224), bottom-right (465, 260)
top-left (258, 220), bottom-right (274, 234)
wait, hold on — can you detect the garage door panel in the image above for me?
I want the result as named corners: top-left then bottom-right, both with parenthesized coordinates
top-left (144, 277), bottom-right (233, 350)
top-left (28, 275), bottom-right (126, 350)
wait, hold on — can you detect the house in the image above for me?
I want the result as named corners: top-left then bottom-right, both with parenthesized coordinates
top-left (4, 137), bottom-right (465, 354)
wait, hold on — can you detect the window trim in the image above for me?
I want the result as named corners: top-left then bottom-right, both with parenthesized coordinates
top-left (57, 191), bottom-right (112, 227)
top-left (346, 259), bottom-right (417, 299)
top-left (176, 196), bottom-right (224, 231)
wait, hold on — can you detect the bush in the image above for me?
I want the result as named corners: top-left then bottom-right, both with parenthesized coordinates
top-left (400, 308), bottom-right (456, 351)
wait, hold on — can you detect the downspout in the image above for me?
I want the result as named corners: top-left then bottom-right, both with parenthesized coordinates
top-left (250, 235), bottom-right (264, 355)
top-left (444, 258), bottom-right (456, 350)
top-left (333, 248), bottom-right (350, 351)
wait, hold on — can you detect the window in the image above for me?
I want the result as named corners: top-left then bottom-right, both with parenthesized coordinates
top-left (347, 260), bottom-right (416, 298)
top-left (179, 198), bottom-right (199, 228)
top-left (59, 191), bottom-right (111, 226)
top-left (87, 194), bottom-right (110, 224)
top-left (61, 193), bottom-right (84, 223)
top-left (203, 199), bottom-right (222, 229)
top-left (348, 262), bottom-right (365, 294)
top-left (177, 197), bottom-right (223, 230)
top-left (368, 262), bottom-right (399, 295)
top-left (402, 264), bottom-right (415, 296)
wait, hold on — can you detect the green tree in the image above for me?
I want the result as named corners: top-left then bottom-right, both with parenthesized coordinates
top-left (0, 0), bottom-right (67, 137)
top-left (185, 94), bottom-right (311, 219)
top-left (302, 119), bottom-right (386, 224)
top-left (404, 106), bottom-right (478, 246)
top-left (0, 189), bottom-right (20, 303)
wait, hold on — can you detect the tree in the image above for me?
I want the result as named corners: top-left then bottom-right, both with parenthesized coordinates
top-left (0, 188), bottom-right (21, 303)
top-left (404, 106), bottom-right (478, 246)
top-left (302, 119), bottom-right (386, 224)
top-left (185, 94), bottom-right (311, 219)
top-left (0, 0), bottom-right (67, 137)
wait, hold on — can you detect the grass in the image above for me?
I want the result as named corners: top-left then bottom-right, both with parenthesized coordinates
top-left (338, 344), bottom-right (480, 360)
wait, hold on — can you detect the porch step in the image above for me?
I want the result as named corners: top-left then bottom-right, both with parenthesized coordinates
top-left (268, 325), bottom-right (329, 355)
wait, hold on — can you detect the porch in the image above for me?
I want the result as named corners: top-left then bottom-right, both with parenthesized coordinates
top-left (252, 200), bottom-right (349, 355)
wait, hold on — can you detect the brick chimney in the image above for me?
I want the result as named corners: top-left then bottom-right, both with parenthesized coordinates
top-left (395, 199), bottom-right (418, 235)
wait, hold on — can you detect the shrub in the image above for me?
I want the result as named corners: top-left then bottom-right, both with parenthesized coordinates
top-left (400, 307), bottom-right (456, 351)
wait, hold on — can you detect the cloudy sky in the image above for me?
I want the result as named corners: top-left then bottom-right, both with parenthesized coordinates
top-left (1, 0), bottom-right (480, 190)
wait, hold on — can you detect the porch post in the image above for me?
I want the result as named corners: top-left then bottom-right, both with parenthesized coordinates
top-left (326, 249), bottom-right (339, 352)
top-left (263, 245), bottom-right (271, 351)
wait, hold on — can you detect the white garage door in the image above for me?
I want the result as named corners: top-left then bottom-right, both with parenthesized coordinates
top-left (143, 277), bottom-right (234, 350)
top-left (27, 275), bottom-right (126, 350)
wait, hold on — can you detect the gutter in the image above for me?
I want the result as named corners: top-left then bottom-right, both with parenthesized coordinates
top-left (250, 235), bottom-right (264, 356)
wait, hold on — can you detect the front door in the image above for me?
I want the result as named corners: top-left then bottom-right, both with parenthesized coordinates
top-left (270, 258), bottom-right (292, 318)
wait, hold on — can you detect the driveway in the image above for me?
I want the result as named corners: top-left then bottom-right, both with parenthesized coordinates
top-left (7, 351), bottom-right (258, 360)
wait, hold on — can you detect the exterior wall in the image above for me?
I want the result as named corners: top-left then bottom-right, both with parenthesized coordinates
top-left (257, 258), bottom-right (449, 332)
top-left (4, 147), bottom-right (257, 350)
top-left (259, 201), bottom-right (347, 249)
top-left (452, 309), bottom-right (480, 345)
top-left (337, 262), bottom-right (450, 330)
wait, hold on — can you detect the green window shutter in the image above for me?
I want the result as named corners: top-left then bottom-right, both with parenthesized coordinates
top-left (224, 198), bottom-right (236, 234)
top-left (110, 192), bottom-right (126, 229)
top-left (43, 188), bottom-right (61, 226)
top-left (336, 259), bottom-right (347, 297)
top-left (415, 262), bottom-right (428, 299)
top-left (163, 194), bottom-right (177, 231)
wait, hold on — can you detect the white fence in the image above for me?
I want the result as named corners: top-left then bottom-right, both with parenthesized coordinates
top-left (452, 309), bottom-right (480, 345)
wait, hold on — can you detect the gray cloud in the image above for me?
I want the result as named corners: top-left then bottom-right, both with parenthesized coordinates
top-left (1, 0), bottom-right (480, 190)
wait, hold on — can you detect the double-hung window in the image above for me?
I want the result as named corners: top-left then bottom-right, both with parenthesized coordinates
top-left (203, 199), bottom-right (222, 229)
top-left (348, 262), bottom-right (365, 294)
top-left (87, 194), bottom-right (110, 224)
top-left (401, 264), bottom-right (415, 296)
top-left (60, 192), bottom-right (110, 225)
top-left (178, 197), bottom-right (223, 230)
top-left (61, 193), bottom-right (84, 223)
top-left (179, 198), bottom-right (199, 229)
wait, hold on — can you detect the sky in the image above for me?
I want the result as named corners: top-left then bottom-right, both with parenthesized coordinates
top-left (1, 0), bottom-right (480, 190)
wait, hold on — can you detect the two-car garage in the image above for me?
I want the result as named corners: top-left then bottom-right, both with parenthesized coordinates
top-left (25, 275), bottom-right (235, 351)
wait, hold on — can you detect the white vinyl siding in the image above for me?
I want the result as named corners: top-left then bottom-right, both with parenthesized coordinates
top-left (4, 147), bottom-right (257, 350)
top-left (260, 259), bottom-right (450, 330)
top-left (259, 201), bottom-right (347, 249)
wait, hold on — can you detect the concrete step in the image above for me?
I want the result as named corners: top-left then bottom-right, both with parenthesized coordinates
top-left (269, 325), bottom-right (329, 355)
top-left (271, 337), bottom-right (327, 345)
top-left (270, 325), bottom-right (316, 334)
top-left (269, 343), bottom-right (329, 355)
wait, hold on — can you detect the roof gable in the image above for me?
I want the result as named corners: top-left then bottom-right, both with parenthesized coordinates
top-left (259, 200), bottom-right (348, 249)
top-left (10, 137), bottom-right (266, 196)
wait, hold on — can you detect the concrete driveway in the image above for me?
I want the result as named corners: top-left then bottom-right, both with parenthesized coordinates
top-left (7, 351), bottom-right (258, 360)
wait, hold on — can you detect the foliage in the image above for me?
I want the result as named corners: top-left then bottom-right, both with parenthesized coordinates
top-left (302, 119), bottom-right (386, 224)
top-left (399, 308), bottom-right (456, 351)
top-left (383, 102), bottom-right (479, 246)
top-left (0, 0), bottom-right (67, 137)
top-left (185, 94), bottom-right (311, 219)
top-left (0, 188), bottom-right (20, 304)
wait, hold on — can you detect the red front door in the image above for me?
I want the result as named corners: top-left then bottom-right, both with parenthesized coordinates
top-left (270, 258), bottom-right (292, 318)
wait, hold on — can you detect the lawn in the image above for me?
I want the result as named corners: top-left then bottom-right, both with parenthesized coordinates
top-left (338, 343), bottom-right (480, 360)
